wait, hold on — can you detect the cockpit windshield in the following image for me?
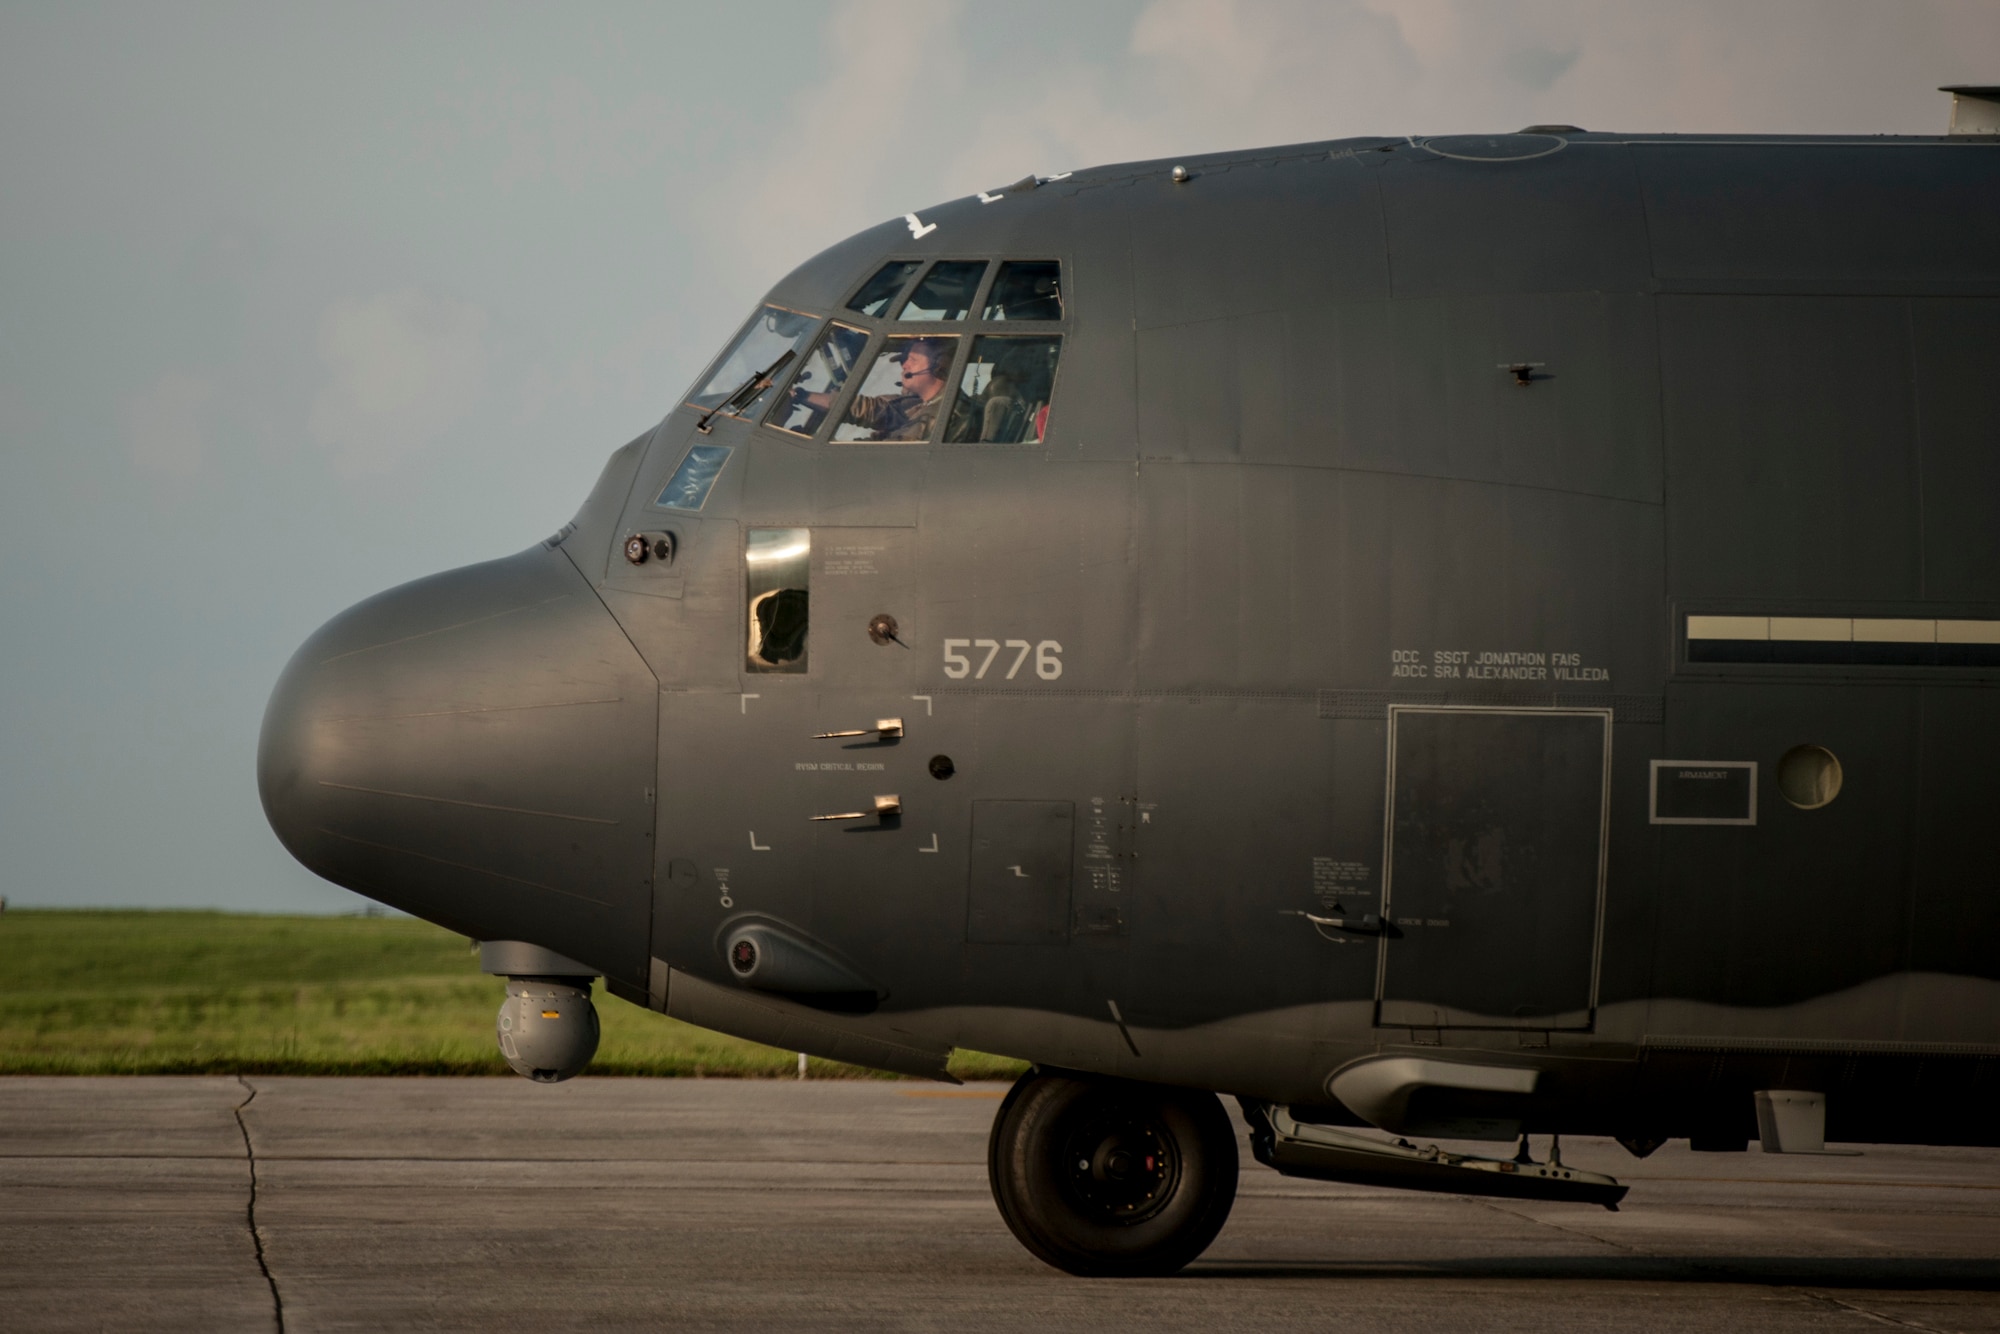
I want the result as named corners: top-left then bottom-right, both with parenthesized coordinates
top-left (846, 261), bottom-right (920, 317)
top-left (687, 306), bottom-right (818, 417)
top-left (898, 261), bottom-right (987, 320)
top-left (832, 336), bottom-right (959, 443)
top-left (982, 261), bottom-right (1062, 320)
top-left (945, 336), bottom-right (1062, 444)
top-left (768, 322), bottom-right (869, 437)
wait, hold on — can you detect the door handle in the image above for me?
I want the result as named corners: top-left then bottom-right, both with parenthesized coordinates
top-left (1306, 911), bottom-right (1388, 935)
top-left (812, 717), bottom-right (904, 741)
top-left (810, 795), bottom-right (902, 823)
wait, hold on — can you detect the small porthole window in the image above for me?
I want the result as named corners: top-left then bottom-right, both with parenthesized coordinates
top-left (1776, 745), bottom-right (1842, 809)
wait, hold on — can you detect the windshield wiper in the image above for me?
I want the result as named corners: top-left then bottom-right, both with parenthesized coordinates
top-left (697, 349), bottom-right (797, 434)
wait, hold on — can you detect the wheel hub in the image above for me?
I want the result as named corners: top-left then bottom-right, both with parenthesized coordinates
top-left (1061, 1110), bottom-right (1180, 1224)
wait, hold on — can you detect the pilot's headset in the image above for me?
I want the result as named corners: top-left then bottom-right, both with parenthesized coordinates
top-left (896, 338), bottom-right (947, 382)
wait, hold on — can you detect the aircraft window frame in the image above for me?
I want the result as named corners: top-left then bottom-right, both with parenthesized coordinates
top-left (765, 320), bottom-right (872, 439)
top-left (682, 304), bottom-right (822, 422)
top-left (965, 261), bottom-right (1003, 323)
top-left (829, 257), bottom-right (1066, 334)
top-left (759, 256), bottom-right (1071, 446)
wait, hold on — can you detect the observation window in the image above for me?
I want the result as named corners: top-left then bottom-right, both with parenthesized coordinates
top-left (745, 528), bottom-right (810, 673)
top-left (944, 336), bottom-right (1062, 444)
top-left (1776, 745), bottom-right (1842, 809)
top-left (898, 261), bottom-right (987, 321)
top-left (831, 336), bottom-right (959, 443)
top-left (656, 444), bottom-right (732, 510)
top-left (768, 322), bottom-right (870, 437)
top-left (982, 261), bottom-right (1062, 320)
top-left (687, 305), bottom-right (818, 419)
top-left (847, 261), bottom-right (921, 317)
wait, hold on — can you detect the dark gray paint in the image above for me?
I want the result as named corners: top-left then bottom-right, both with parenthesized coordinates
top-left (260, 545), bottom-right (656, 990)
top-left (966, 801), bottom-right (1075, 945)
top-left (1380, 709), bottom-right (1606, 1028)
top-left (261, 129), bottom-right (2000, 1147)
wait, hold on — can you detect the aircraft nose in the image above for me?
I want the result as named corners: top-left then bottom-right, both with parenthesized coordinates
top-left (257, 544), bottom-right (659, 979)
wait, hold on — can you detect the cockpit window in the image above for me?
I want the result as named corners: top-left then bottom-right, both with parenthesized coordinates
top-left (656, 443), bottom-right (731, 510)
top-left (768, 322), bottom-right (869, 437)
top-left (831, 335), bottom-right (959, 443)
top-left (897, 261), bottom-right (987, 321)
top-left (982, 261), bottom-right (1062, 320)
top-left (745, 527), bottom-right (809, 673)
top-left (686, 305), bottom-right (818, 418)
top-left (846, 261), bottom-right (920, 317)
top-left (944, 336), bottom-right (1062, 444)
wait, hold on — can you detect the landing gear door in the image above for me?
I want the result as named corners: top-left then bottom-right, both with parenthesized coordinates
top-left (1376, 706), bottom-right (1610, 1031)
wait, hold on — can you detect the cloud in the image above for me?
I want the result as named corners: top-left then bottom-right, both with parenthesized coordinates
top-left (1503, 45), bottom-right (1579, 92)
top-left (1129, 0), bottom-right (1420, 143)
top-left (125, 372), bottom-right (212, 478)
top-left (307, 290), bottom-right (489, 478)
top-left (690, 0), bottom-right (972, 278)
top-left (1124, 0), bottom-right (2000, 139)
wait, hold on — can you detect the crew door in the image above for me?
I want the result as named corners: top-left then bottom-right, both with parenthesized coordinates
top-left (795, 527), bottom-right (960, 996)
top-left (1376, 706), bottom-right (1610, 1030)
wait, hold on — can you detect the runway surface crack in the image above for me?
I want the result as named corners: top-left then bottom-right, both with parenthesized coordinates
top-left (233, 1075), bottom-right (286, 1334)
top-left (1481, 1198), bottom-right (1952, 1331)
top-left (1475, 1199), bottom-right (1646, 1256)
top-left (1791, 1288), bottom-right (1949, 1333)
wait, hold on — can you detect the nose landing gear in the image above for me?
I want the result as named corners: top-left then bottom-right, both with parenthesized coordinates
top-left (988, 1071), bottom-right (1238, 1277)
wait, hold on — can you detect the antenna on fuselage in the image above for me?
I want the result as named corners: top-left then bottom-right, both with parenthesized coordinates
top-left (1942, 85), bottom-right (2000, 136)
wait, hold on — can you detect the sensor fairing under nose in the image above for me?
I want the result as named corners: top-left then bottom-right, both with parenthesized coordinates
top-left (496, 978), bottom-right (600, 1082)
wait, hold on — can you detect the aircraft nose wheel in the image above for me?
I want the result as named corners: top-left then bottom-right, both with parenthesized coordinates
top-left (989, 1071), bottom-right (1238, 1276)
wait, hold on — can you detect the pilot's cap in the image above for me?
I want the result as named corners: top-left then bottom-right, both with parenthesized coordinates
top-left (891, 337), bottom-right (950, 372)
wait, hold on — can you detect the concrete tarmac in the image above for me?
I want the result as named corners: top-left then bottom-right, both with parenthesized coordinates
top-left (4, 1077), bottom-right (1999, 1332)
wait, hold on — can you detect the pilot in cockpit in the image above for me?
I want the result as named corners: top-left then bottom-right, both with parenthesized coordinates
top-left (795, 336), bottom-right (950, 443)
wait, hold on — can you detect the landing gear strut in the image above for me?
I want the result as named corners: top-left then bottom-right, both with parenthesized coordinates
top-left (987, 1070), bottom-right (1238, 1276)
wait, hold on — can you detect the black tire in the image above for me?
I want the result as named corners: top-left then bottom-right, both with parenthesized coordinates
top-left (987, 1070), bottom-right (1239, 1277)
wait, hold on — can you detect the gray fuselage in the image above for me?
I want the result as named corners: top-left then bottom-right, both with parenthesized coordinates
top-left (260, 129), bottom-right (2000, 1148)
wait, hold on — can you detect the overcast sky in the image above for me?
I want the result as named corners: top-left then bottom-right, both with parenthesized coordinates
top-left (3, 1), bottom-right (1996, 913)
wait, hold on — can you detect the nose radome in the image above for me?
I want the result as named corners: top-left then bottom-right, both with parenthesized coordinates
top-left (258, 544), bottom-right (659, 983)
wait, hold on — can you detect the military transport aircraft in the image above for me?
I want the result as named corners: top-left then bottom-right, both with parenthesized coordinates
top-left (260, 87), bottom-right (2000, 1276)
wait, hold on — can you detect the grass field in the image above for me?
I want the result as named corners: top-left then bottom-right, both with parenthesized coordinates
top-left (0, 910), bottom-right (1028, 1080)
